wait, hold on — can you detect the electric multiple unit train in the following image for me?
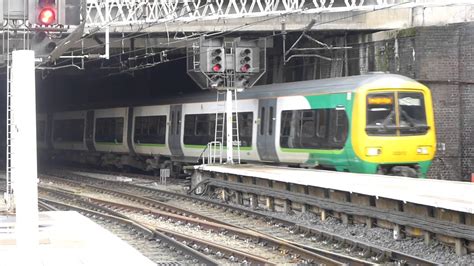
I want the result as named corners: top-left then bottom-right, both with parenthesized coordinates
top-left (37, 73), bottom-right (436, 177)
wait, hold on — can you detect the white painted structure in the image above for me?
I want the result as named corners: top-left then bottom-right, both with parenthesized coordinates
top-left (0, 211), bottom-right (155, 266)
top-left (10, 50), bottom-right (40, 265)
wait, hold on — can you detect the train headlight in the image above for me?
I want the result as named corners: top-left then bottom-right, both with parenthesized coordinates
top-left (366, 147), bottom-right (382, 156)
top-left (417, 146), bottom-right (430, 155)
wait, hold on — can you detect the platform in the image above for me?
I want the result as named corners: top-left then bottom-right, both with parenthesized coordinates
top-left (195, 164), bottom-right (474, 214)
top-left (0, 211), bottom-right (155, 266)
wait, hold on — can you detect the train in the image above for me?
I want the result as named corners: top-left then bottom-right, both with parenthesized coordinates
top-left (37, 73), bottom-right (436, 177)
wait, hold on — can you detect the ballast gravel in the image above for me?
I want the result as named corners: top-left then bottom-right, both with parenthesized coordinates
top-left (254, 209), bottom-right (473, 265)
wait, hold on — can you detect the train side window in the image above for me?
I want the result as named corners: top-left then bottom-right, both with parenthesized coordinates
top-left (301, 110), bottom-right (315, 138)
top-left (184, 114), bottom-right (214, 145)
top-left (260, 107), bottom-right (265, 135)
top-left (53, 119), bottom-right (84, 142)
top-left (316, 109), bottom-right (328, 138)
top-left (280, 111), bottom-right (292, 148)
top-left (184, 115), bottom-right (195, 136)
top-left (134, 116), bottom-right (166, 144)
top-left (280, 111), bottom-right (292, 137)
top-left (268, 107), bottom-right (274, 135)
top-left (279, 108), bottom-right (344, 150)
top-left (95, 117), bottom-right (124, 143)
top-left (238, 112), bottom-right (253, 147)
top-left (332, 110), bottom-right (348, 145)
top-left (195, 114), bottom-right (210, 136)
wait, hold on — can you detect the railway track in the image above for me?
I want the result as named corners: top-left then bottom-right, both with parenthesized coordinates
top-left (39, 180), bottom-right (345, 265)
top-left (40, 170), bottom-right (436, 265)
top-left (39, 197), bottom-right (221, 265)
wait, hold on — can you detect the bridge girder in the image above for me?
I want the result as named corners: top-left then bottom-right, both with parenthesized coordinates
top-left (84, 0), bottom-right (474, 32)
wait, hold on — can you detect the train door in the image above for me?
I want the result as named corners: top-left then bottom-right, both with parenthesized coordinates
top-left (85, 110), bottom-right (96, 152)
top-left (168, 105), bottom-right (184, 157)
top-left (256, 99), bottom-right (279, 162)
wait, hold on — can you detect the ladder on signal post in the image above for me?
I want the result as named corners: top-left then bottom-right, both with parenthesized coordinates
top-left (211, 89), bottom-right (241, 164)
top-left (231, 89), bottom-right (241, 164)
top-left (210, 91), bottom-right (225, 164)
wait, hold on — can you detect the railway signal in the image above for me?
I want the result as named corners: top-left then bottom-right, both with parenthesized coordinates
top-left (238, 48), bottom-right (251, 72)
top-left (235, 47), bottom-right (259, 73)
top-left (187, 38), bottom-right (266, 90)
top-left (207, 47), bottom-right (225, 73)
top-left (27, 0), bottom-right (82, 26)
top-left (31, 0), bottom-right (58, 26)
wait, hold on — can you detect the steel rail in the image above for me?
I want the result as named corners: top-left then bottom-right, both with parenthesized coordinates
top-left (39, 197), bottom-right (223, 265)
top-left (41, 174), bottom-right (236, 225)
top-left (39, 182), bottom-right (345, 265)
top-left (40, 171), bottom-right (436, 264)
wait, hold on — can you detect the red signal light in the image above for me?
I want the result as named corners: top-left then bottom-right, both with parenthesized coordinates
top-left (240, 64), bottom-right (250, 72)
top-left (39, 8), bottom-right (56, 25)
top-left (212, 64), bottom-right (222, 72)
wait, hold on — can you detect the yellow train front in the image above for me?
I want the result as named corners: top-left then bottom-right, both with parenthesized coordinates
top-left (349, 76), bottom-right (436, 177)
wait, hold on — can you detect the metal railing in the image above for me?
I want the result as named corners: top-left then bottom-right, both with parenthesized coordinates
top-left (198, 141), bottom-right (223, 165)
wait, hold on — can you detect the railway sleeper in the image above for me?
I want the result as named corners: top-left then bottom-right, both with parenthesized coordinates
top-left (203, 178), bottom-right (473, 256)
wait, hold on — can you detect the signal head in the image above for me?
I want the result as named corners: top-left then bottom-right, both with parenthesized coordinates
top-left (207, 47), bottom-right (225, 72)
top-left (212, 64), bottom-right (222, 72)
top-left (240, 64), bottom-right (250, 73)
top-left (240, 49), bottom-right (251, 56)
top-left (212, 56), bottom-right (222, 64)
top-left (39, 7), bottom-right (56, 25)
top-left (212, 49), bottom-right (222, 56)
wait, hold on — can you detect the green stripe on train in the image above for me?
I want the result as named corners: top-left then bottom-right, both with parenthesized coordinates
top-left (298, 93), bottom-right (356, 172)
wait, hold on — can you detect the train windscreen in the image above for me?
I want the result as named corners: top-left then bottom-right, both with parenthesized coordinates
top-left (366, 92), bottom-right (428, 136)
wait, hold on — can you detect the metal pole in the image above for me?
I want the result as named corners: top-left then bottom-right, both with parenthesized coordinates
top-left (11, 50), bottom-right (39, 265)
top-left (225, 88), bottom-right (233, 163)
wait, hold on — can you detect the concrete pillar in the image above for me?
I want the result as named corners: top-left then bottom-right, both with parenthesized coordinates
top-left (11, 50), bottom-right (39, 265)
top-left (302, 204), bottom-right (309, 213)
top-left (341, 214), bottom-right (349, 225)
top-left (221, 189), bottom-right (228, 202)
top-left (250, 194), bottom-right (258, 209)
top-left (321, 210), bottom-right (327, 221)
top-left (283, 199), bottom-right (291, 213)
top-left (266, 197), bottom-right (275, 211)
top-left (393, 224), bottom-right (404, 240)
top-left (455, 239), bottom-right (467, 256)
top-left (424, 232), bottom-right (432, 245)
top-left (235, 191), bottom-right (243, 205)
top-left (366, 217), bottom-right (374, 229)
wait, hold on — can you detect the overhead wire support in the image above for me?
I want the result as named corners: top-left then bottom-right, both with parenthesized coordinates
top-left (283, 18), bottom-right (351, 64)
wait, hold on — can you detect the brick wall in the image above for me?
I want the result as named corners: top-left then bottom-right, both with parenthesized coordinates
top-left (415, 23), bottom-right (473, 181)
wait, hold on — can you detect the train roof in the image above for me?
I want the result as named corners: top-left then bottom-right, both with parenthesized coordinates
top-left (158, 73), bottom-right (419, 104)
top-left (50, 73), bottom-right (420, 111)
